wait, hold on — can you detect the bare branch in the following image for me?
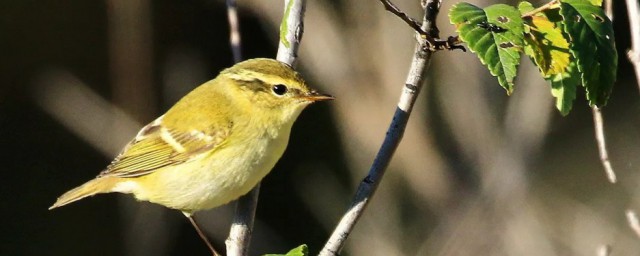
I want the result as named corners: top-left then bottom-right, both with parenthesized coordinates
top-left (226, 185), bottom-right (260, 256)
top-left (276, 0), bottom-right (307, 67)
top-left (225, 0), bottom-right (255, 255)
top-left (378, 0), bottom-right (463, 51)
top-left (592, 107), bottom-right (616, 183)
top-left (227, 1), bottom-right (306, 255)
top-left (318, 1), bottom-right (441, 255)
top-left (378, 0), bottom-right (426, 36)
top-left (226, 0), bottom-right (243, 63)
top-left (588, 0), bottom-right (617, 184)
top-left (626, 210), bottom-right (640, 238)
top-left (627, 0), bottom-right (640, 92)
top-left (597, 244), bottom-right (612, 256)
top-left (189, 215), bottom-right (222, 256)
top-left (520, 0), bottom-right (559, 18)
top-left (604, 0), bottom-right (613, 20)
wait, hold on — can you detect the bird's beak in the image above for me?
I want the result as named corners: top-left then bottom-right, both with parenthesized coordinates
top-left (303, 90), bottom-right (334, 102)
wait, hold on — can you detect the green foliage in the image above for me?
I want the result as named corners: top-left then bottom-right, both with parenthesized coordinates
top-left (449, 0), bottom-right (617, 115)
top-left (588, 0), bottom-right (603, 6)
top-left (519, 2), bottom-right (571, 77)
top-left (559, 0), bottom-right (617, 107)
top-left (264, 245), bottom-right (309, 256)
top-left (519, 1), bottom-right (578, 114)
top-left (549, 62), bottom-right (580, 115)
top-left (449, 3), bottom-right (524, 94)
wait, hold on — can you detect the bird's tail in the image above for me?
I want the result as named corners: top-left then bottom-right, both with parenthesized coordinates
top-left (49, 177), bottom-right (119, 210)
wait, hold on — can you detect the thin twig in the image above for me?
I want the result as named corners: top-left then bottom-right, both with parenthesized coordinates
top-left (604, 0), bottom-right (613, 20)
top-left (589, 2), bottom-right (619, 253)
top-left (226, 185), bottom-right (260, 256)
top-left (589, 1), bottom-right (617, 184)
top-left (627, 0), bottom-right (640, 92)
top-left (224, 0), bottom-right (255, 255)
top-left (276, 0), bottom-right (307, 67)
top-left (378, 0), bottom-right (426, 36)
top-left (521, 0), bottom-right (560, 18)
top-left (597, 244), bottom-right (612, 256)
top-left (626, 210), bottom-right (640, 238)
top-left (318, 1), bottom-right (441, 255)
top-left (226, 0), bottom-right (243, 63)
top-left (378, 0), bottom-right (464, 52)
top-left (592, 106), bottom-right (616, 183)
top-left (189, 215), bottom-right (222, 256)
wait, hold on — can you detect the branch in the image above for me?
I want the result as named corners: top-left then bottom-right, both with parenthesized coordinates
top-left (225, 0), bottom-right (255, 255)
top-left (378, 0), bottom-right (426, 36)
top-left (226, 1), bottom-right (307, 255)
top-left (520, 0), bottom-right (559, 18)
top-left (597, 245), bottom-right (612, 256)
top-left (627, 0), bottom-right (640, 92)
top-left (592, 107), bottom-right (616, 183)
top-left (588, 0), bottom-right (617, 184)
top-left (626, 210), bottom-right (640, 238)
top-left (276, 0), bottom-right (307, 67)
top-left (226, 0), bottom-right (243, 63)
top-left (226, 185), bottom-right (259, 256)
top-left (318, 1), bottom-right (441, 255)
top-left (604, 0), bottom-right (613, 20)
top-left (378, 0), bottom-right (464, 52)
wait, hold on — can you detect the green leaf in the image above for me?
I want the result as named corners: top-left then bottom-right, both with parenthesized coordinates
top-left (560, 0), bottom-right (617, 106)
top-left (264, 245), bottom-right (309, 256)
top-left (450, 3), bottom-right (525, 94)
top-left (549, 62), bottom-right (580, 115)
top-left (518, 1), bottom-right (536, 16)
top-left (520, 1), bottom-right (577, 115)
top-left (519, 2), bottom-right (572, 77)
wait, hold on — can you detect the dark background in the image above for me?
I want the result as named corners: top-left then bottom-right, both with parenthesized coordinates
top-left (2, 1), bottom-right (343, 255)
top-left (2, 0), bottom-right (640, 255)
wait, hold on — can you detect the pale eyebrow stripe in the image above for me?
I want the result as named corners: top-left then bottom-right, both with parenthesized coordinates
top-left (226, 70), bottom-right (296, 86)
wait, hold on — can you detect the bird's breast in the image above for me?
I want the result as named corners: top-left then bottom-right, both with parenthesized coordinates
top-left (132, 123), bottom-right (293, 213)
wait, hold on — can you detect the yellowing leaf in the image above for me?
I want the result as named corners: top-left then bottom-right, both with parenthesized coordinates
top-left (519, 1), bottom-right (571, 77)
top-left (518, 1), bottom-right (578, 115)
top-left (525, 15), bottom-right (571, 76)
top-left (549, 62), bottom-right (580, 115)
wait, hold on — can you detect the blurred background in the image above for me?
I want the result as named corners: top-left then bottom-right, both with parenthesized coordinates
top-left (2, 0), bottom-right (640, 255)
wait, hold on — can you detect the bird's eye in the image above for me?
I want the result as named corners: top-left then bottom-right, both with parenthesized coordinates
top-left (272, 84), bottom-right (288, 96)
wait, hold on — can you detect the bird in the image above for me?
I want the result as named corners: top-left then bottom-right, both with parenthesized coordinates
top-left (49, 58), bottom-right (333, 255)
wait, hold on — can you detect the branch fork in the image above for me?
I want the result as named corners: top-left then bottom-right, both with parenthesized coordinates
top-left (378, 0), bottom-right (465, 52)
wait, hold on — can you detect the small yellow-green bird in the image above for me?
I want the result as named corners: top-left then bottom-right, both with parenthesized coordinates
top-left (49, 58), bottom-right (333, 254)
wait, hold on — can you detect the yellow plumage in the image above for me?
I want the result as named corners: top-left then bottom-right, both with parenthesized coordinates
top-left (50, 58), bottom-right (332, 215)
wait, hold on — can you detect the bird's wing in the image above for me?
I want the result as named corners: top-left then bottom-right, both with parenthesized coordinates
top-left (98, 116), bottom-right (231, 178)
